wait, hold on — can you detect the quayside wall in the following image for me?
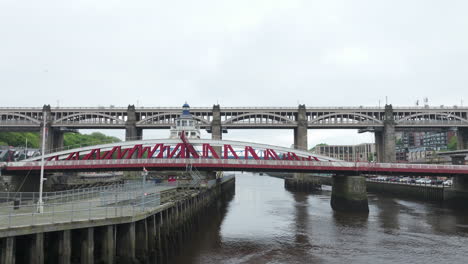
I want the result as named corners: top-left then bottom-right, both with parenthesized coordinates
top-left (0, 177), bottom-right (235, 264)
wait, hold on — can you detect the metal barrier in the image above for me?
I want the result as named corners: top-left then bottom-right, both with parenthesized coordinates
top-left (0, 182), bottom-right (174, 229)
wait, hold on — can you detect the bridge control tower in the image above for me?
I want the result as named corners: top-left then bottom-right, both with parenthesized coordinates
top-left (169, 103), bottom-right (201, 139)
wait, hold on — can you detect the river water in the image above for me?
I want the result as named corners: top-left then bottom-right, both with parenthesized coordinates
top-left (173, 173), bottom-right (468, 264)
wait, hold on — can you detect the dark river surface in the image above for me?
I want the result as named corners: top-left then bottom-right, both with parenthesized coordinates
top-left (174, 173), bottom-right (468, 264)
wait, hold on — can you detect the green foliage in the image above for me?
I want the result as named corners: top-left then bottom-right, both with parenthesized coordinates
top-left (448, 135), bottom-right (458, 151)
top-left (0, 131), bottom-right (121, 148)
top-left (0, 132), bottom-right (40, 148)
top-left (63, 132), bottom-right (121, 148)
top-left (396, 138), bottom-right (403, 146)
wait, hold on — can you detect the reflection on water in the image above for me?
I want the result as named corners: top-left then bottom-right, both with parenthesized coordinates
top-left (173, 173), bottom-right (468, 264)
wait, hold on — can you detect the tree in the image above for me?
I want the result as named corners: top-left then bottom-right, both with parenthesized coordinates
top-left (447, 136), bottom-right (458, 151)
top-left (0, 132), bottom-right (121, 149)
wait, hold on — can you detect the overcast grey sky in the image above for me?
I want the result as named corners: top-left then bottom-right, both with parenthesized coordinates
top-left (1, 0), bottom-right (467, 147)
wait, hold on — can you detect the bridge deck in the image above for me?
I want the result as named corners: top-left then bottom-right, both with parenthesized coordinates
top-left (3, 159), bottom-right (468, 176)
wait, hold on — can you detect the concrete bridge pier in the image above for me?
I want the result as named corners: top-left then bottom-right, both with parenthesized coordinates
top-left (116, 222), bottom-right (136, 263)
top-left (135, 219), bottom-right (149, 263)
top-left (126, 105), bottom-right (142, 141)
top-left (331, 174), bottom-right (369, 213)
top-left (40, 105), bottom-right (65, 154)
top-left (444, 155), bottom-right (468, 204)
top-left (0, 237), bottom-right (15, 264)
top-left (374, 105), bottom-right (396, 163)
top-left (211, 104), bottom-right (222, 156)
top-left (293, 104), bottom-right (308, 183)
top-left (457, 128), bottom-right (468, 150)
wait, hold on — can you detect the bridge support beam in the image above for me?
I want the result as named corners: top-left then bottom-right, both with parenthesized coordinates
top-left (116, 222), bottom-right (136, 263)
top-left (40, 105), bottom-right (65, 154)
top-left (126, 105), bottom-right (142, 141)
top-left (80, 227), bottom-right (94, 264)
top-left (457, 128), bottom-right (468, 150)
top-left (27, 233), bottom-right (44, 264)
top-left (96, 225), bottom-right (114, 264)
top-left (0, 237), bottom-right (15, 264)
top-left (444, 155), bottom-right (468, 203)
top-left (294, 104), bottom-right (308, 181)
top-left (58, 230), bottom-right (71, 264)
top-left (375, 105), bottom-right (396, 163)
top-left (211, 104), bottom-right (222, 156)
top-left (135, 219), bottom-right (149, 263)
top-left (331, 174), bottom-right (369, 213)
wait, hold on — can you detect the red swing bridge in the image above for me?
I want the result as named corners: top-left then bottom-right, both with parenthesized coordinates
top-left (2, 133), bottom-right (468, 176)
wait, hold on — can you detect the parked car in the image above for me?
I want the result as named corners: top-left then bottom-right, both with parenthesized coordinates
top-left (375, 176), bottom-right (387, 181)
top-left (399, 177), bottom-right (411, 183)
top-left (443, 179), bottom-right (453, 186)
top-left (416, 178), bottom-right (431, 184)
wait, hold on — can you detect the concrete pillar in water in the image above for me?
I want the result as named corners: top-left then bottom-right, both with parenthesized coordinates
top-left (294, 104), bottom-right (308, 181)
top-left (457, 128), bottom-right (468, 150)
top-left (28, 233), bottom-right (44, 264)
top-left (117, 222), bottom-right (136, 262)
top-left (125, 105), bottom-right (142, 141)
top-left (135, 219), bottom-right (149, 263)
top-left (444, 155), bottom-right (468, 203)
top-left (97, 225), bottom-right (114, 264)
top-left (58, 230), bottom-right (71, 264)
top-left (147, 215), bottom-right (157, 261)
top-left (382, 104), bottom-right (396, 163)
top-left (81, 227), bottom-right (94, 264)
top-left (331, 174), bottom-right (369, 213)
top-left (0, 237), bottom-right (15, 264)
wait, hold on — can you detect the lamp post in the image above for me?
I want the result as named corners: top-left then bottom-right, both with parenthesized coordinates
top-left (141, 167), bottom-right (148, 211)
top-left (37, 111), bottom-right (47, 213)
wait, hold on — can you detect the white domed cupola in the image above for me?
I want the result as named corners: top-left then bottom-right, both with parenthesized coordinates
top-left (170, 102), bottom-right (201, 139)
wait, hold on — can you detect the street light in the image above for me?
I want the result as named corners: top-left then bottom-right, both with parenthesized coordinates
top-left (37, 111), bottom-right (47, 213)
top-left (141, 167), bottom-right (148, 211)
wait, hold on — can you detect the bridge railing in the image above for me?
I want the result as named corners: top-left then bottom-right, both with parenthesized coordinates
top-left (0, 182), bottom-right (170, 230)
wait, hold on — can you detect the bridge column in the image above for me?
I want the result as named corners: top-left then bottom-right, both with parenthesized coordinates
top-left (374, 131), bottom-right (383, 162)
top-left (211, 104), bottom-right (222, 156)
top-left (381, 104), bottom-right (396, 163)
top-left (80, 227), bottom-right (94, 264)
top-left (135, 219), bottom-right (149, 263)
top-left (444, 155), bottom-right (468, 203)
top-left (58, 230), bottom-right (71, 264)
top-left (27, 233), bottom-right (44, 264)
top-left (96, 225), bottom-right (114, 264)
top-left (126, 105), bottom-right (142, 141)
top-left (40, 104), bottom-right (61, 154)
top-left (0, 237), bottom-right (15, 264)
top-left (116, 222), bottom-right (136, 262)
top-left (293, 105), bottom-right (308, 182)
top-left (331, 174), bottom-right (369, 213)
top-left (457, 128), bottom-right (468, 150)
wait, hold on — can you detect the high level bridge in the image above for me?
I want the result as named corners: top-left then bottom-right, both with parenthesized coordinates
top-left (1, 104), bottom-right (468, 163)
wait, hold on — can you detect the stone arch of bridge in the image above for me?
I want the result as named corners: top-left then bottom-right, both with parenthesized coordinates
top-left (396, 112), bottom-right (468, 124)
top-left (54, 113), bottom-right (124, 124)
top-left (222, 112), bottom-right (296, 125)
top-left (1, 112), bottom-right (41, 124)
top-left (309, 112), bottom-right (383, 125)
top-left (137, 113), bottom-right (210, 125)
